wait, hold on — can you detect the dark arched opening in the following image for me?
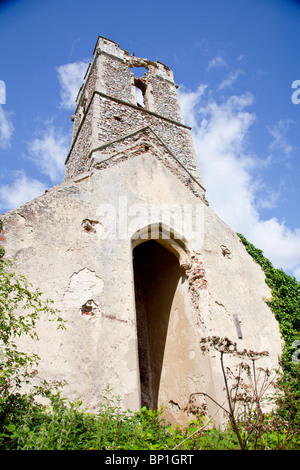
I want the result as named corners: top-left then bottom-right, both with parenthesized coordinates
top-left (133, 240), bottom-right (182, 409)
top-left (134, 77), bottom-right (147, 108)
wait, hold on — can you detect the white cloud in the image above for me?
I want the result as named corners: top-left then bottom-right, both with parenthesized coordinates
top-left (178, 85), bottom-right (300, 281)
top-left (0, 105), bottom-right (14, 148)
top-left (178, 84), bottom-right (207, 128)
top-left (218, 69), bottom-right (244, 90)
top-left (21, 60), bottom-right (86, 184)
top-left (251, 218), bottom-right (300, 274)
top-left (0, 81), bottom-right (6, 105)
top-left (0, 170), bottom-right (46, 211)
top-left (207, 56), bottom-right (227, 71)
top-left (294, 266), bottom-right (300, 281)
top-left (0, 60), bottom-right (89, 212)
top-left (267, 119), bottom-right (295, 160)
top-left (256, 185), bottom-right (281, 210)
top-left (57, 61), bottom-right (90, 110)
top-left (25, 125), bottom-right (70, 183)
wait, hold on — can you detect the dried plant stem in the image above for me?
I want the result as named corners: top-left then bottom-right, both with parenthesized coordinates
top-left (172, 400), bottom-right (225, 450)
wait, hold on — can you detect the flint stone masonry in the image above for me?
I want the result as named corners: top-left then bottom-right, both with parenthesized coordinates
top-left (1, 36), bottom-right (282, 426)
top-left (65, 36), bottom-right (200, 184)
top-left (66, 92), bottom-right (198, 182)
top-left (89, 126), bottom-right (206, 200)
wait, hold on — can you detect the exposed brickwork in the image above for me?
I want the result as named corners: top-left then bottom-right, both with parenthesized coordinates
top-left (89, 127), bottom-right (206, 199)
top-left (66, 92), bottom-right (200, 180)
top-left (187, 254), bottom-right (208, 308)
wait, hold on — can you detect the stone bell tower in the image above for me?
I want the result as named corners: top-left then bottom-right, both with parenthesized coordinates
top-left (65, 36), bottom-right (204, 194)
top-left (1, 36), bottom-right (282, 425)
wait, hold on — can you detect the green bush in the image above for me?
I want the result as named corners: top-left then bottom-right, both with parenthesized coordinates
top-left (238, 234), bottom-right (300, 431)
top-left (3, 391), bottom-right (297, 450)
top-left (0, 389), bottom-right (243, 450)
top-left (237, 233), bottom-right (300, 363)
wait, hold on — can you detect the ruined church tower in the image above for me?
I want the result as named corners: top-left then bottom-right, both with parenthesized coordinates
top-left (1, 37), bottom-right (281, 424)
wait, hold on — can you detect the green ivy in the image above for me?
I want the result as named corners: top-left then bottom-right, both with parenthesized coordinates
top-left (237, 233), bottom-right (300, 364)
top-left (238, 234), bottom-right (300, 426)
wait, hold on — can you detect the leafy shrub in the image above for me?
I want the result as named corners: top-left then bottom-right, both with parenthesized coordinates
top-left (238, 234), bottom-right (300, 431)
top-left (237, 233), bottom-right (300, 364)
top-left (0, 388), bottom-right (242, 450)
top-left (0, 218), bottom-right (65, 449)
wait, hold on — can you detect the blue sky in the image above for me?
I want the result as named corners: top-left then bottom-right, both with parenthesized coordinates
top-left (0, 0), bottom-right (300, 279)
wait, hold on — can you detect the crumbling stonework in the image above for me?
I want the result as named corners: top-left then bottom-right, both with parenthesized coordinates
top-left (1, 36), bottom-right (282, 426)
top-left (65, 36), bottom-right (200, 184)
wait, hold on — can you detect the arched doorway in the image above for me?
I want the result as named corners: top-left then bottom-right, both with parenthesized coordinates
top-left (132, 239), bottom-right (184, 409)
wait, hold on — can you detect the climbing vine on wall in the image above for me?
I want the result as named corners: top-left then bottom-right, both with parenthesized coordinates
top-left (237, 233), bottom-right (300, 368)
top-left (238, 234), bottom-right (300, 425)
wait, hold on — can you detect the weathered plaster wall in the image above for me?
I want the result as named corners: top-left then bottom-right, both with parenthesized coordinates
top-left (1, 149), bottom-right (282, 423)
